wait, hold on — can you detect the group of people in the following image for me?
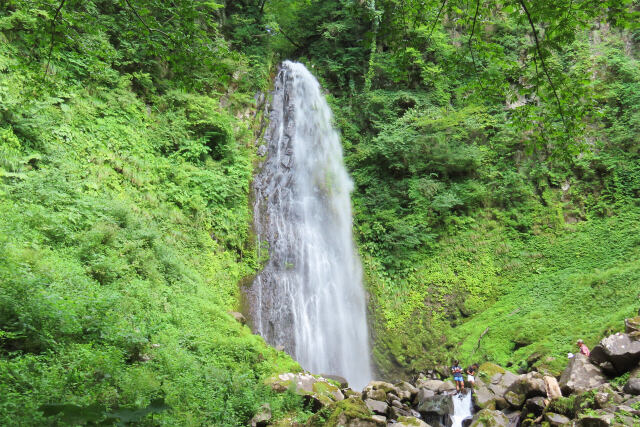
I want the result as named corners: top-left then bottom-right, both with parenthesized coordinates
top-left (451, 360), bottom-right (478, 396)
top-left (451, 339), bottom-right (590, 397)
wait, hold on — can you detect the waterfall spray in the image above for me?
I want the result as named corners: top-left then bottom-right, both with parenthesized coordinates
top-left (248, 61), bottom-right (372, 390)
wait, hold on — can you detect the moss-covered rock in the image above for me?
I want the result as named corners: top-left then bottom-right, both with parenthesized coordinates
top-left (478, 363), bottom-right (506, 383)
top-left (266, 372), bottom-right (344, 410)
top-left (306, 397), bottom-right (376, 427)
top-left (396, 416), bottom-right (430, 426)
top-left (469, 409), bottom-right (510, 426)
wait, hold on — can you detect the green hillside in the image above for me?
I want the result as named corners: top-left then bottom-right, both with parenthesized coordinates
top-left (1, 0), bottom-right (640, 425)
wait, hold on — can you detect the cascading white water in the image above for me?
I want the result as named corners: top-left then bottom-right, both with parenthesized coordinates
top-left (248, 61), bottom-right (372, 390)
top-left (450, 392), bottom-right (473, 427)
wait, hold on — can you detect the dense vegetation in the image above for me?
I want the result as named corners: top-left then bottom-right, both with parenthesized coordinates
top-left (260, 0), bottom-right (640, 377)
top-left (0, 1), bottom-right (306, 425)
top-left (1, 0), bottom-right (640, 424)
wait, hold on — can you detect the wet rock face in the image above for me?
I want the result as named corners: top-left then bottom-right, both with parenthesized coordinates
top-left (248, 62), bottom-right (372, 389)
top-left (559, 354), bottom-right (608, 394)
top-left (416, 394), bottom-right (454, 417)
top-left (589, 332), bottom-right (640, 375)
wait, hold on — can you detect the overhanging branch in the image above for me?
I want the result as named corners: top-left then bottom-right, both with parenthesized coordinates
top-left (517, 0), bottom-right (567, 129)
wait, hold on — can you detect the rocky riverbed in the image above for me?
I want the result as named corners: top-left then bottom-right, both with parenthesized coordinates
top-left (250, 315), bottom-right (640, 426)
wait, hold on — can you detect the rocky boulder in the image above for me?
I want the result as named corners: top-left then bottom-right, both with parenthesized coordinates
top-left (623, 367), bottom-right (640, 395)
top-left (266, 372), bottom-right (344, 409)
top-left (364, 398), bottom-right (388, 415)
top-left (523, 396), bottom-right (547, 417)
top-left (416, 394), bottom-right (454, 418)
top-left (544, 412), bottom-right (571, 426)
top-left (363, 380), bottom-right (397, 402)
top-left (438, 380), bottom-right (457, 393)
top-left (473, 381), bottom-right (499, 410)
top-left (468, 409), bottom-right (510, 426)
top-left (589, 332), bottom-right (640, 375)
top-left (504, 372), bottom-right (546, 408)
top-left (559, 354), bottom-right (608, 394)
top-left (416, 379), bottom-right (445, 392)
top-left (543, 375), bottom-right (562, 400)
top-left (480, 370), bottom-right (518, 410)
top-left (388, 405), bottom-right (415, 420)
top-left (625, 316), bottom-right (640, 335)
top-left (250, 403), bottom-right (271, 427)
top-left (396, 381), bottom-right (419, 401)
top-left (575, 410), bottom-right (615, 426)
top-left (413, 388), bottom-right (436, 406)
top-left (395, 416), bottom-right (432, 427)
top-left (363, 388), bottom-right (386, 401)
top-left (305, 397), bottom-right (378, 427)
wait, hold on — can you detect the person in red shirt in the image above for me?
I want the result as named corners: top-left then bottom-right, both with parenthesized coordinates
top-left (577, 339), bottom-right (590, 356)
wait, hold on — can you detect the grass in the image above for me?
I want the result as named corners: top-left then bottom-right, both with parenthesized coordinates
top-left (367, 207), bottom-right (640, 377)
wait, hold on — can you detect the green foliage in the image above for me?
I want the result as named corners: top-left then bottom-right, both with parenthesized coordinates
top-left (0, 8), bottom-right (304, 424)
top-left (270, 0), bottom-right (640, 378)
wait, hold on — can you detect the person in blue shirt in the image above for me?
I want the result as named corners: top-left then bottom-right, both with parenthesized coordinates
top-left (451, 360), bottom-right (464, 394)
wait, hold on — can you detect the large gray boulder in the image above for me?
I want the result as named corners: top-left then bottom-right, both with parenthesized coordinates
top-left (364, 398), bottom-right (388, 415)
top-left (413, 388), bottom-right (436, 406)
top-left (474, 381), bottom-right (499, 410)
top-left (468, 409), bottom-right (510, 426)
top-left (416, 379), bottom-right (445, 392)
top-left (589, 332), bottom-right (640, 375)
top-left (438, 380), bottom-right (457, 393)
top-left (484, 371), bottom-right (518, 409)
top-left (416, 394), bottom-right (454, 418)
top-left (559, 354), bottom-right (608, 394)
top-left (490, 371), bottom-right (519, 389)
top-left (504, 372), bottom-right (546, 408)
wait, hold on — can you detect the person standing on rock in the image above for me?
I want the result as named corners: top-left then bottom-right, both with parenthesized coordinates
top-left (451, 360), bottom-right (464, 394)
top-left (466, 364), bottom-right (478, 393)
top-left (577, 339), bottom-right (590, 356)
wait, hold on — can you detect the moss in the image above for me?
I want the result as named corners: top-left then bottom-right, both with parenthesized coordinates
top-left (306, 397), bottom-right (373, 427)
top-left (548, 395), bottom-right (578, 418)
top-left (312, 380), bottom-right (340, 396)
top-left (397, 416), bottom-right (423, 425)
top-left (478, 363), bottom-right (506, 381)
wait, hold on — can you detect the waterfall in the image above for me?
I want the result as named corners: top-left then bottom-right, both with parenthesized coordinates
top-left (248, 61), bottom-right (373, 390)
top-left (450, 392), bottom-right (473, 427)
